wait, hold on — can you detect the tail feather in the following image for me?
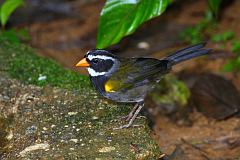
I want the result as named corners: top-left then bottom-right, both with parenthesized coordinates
top-left (165, 43), bottom-right (211, 65)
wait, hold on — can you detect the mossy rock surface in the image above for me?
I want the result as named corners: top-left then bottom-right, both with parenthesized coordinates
top-left (0, 41), bottom-right (160, 159)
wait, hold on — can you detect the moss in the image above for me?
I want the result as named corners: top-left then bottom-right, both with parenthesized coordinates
top-left (150, 75), bottom-right (190, 106)
top-left (0, 40), bottom-right (90, 90)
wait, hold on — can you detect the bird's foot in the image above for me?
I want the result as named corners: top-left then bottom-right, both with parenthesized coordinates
top-left (120, 103), bottom-right (139, 121)
top-left (114, 102), bottom-right (144, 130)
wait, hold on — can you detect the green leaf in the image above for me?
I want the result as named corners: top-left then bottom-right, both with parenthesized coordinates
top-left (97, 0), bottom-right (171, 49)
top-left (0, 0), bottom-right (24, 27)
top-left (208, 0), bottom-right (222, 17)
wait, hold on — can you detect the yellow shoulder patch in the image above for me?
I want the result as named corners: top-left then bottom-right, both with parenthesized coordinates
top-left (104, 80), bottom-right (119, 93)
top-left (105, 84), bottom-right (115, 92)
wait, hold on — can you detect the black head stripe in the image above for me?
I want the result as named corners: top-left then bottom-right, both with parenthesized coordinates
top-left (90, 59), bottom-right (114, 73)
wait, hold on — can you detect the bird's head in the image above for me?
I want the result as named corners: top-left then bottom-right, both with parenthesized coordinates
top-left (76, 50), bottom-right (120, 77)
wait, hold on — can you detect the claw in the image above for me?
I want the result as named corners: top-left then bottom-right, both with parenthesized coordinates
top-left (114, 102), bottom-right (144, 129)
top-left (113, 124), bottom-right (144, 130)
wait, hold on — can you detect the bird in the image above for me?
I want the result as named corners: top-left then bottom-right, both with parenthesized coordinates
top-left (76, 43), bottom-right (211, 129)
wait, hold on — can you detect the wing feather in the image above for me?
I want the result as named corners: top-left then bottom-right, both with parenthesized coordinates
top-left (104, 58), bottom-right (169, 92)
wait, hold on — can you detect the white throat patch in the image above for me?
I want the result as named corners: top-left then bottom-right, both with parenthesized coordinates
top-left (87, 67), bottom-right (106, 76)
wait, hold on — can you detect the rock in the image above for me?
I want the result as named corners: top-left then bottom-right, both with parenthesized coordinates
top-left (0, 73), bottom-right (160, 159)
top-left (0, 40), bottom-right (161, 159)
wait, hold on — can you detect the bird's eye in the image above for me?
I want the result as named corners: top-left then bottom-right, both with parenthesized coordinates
top-left (92, 58), bottom-right (99, 64)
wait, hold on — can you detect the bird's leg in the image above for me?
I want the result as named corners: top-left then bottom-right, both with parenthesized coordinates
top-left (120, 103), bottom-right (139, 121)
top-left (114, 102), bottom-right (144, 130)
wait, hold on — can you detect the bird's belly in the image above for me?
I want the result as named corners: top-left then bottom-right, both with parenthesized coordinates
top-left (104, 84), bottom-right (152, 103)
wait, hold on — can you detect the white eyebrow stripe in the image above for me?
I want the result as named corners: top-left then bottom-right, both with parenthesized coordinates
top-left (86, 51), bottom-right (91, 54)
top-left (87, 55), bottom-right (115, 61)
top-left (87, 68), bottom-right (106, 76)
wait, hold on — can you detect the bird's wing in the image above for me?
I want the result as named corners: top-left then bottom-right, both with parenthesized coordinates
top-left (104, 58), bottom-right (170, 93)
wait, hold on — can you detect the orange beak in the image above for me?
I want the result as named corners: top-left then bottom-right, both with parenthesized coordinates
top-left (75, 58), bottom-right (90, 67)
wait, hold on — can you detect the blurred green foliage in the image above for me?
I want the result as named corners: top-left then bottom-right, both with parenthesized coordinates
top-left (180, 11), bottom-right (217, 44)
top-left (211, 31), bottom-right (234, 43)
top-left (208, 30), bottom-right (240, 73)
top-left (0, 28), bottom-right (30, 44)
top-left (223, 58), bottom-right (240, 72)
top-left (0, 0), bottom-right (24, 28)
top-left (223, 39), bottom-right (240, 72)
top-left (231, 40), bottom-right (240, 53)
